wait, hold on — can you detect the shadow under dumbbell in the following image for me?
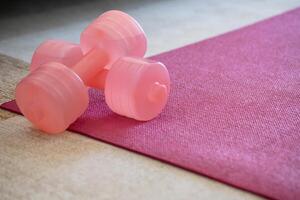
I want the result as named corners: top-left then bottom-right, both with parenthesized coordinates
top-left (70, 89), bottom-right (143, 134)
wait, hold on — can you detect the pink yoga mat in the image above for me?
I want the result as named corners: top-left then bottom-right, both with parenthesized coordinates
top-left (2, 8), bottom-right (300, 200)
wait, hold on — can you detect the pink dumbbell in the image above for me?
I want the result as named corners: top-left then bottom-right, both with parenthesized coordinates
top-left (16, 10), bottom-right (169, 134)
top-left (16, 48), bottom-right (107, 133)
top-left (16, 52), bottom-right (170, 134)
top-left (29, 10), bottom-right (147, 88)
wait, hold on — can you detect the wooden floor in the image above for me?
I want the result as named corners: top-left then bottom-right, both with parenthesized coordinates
top-left (0, 54), bottom-right (27, 120)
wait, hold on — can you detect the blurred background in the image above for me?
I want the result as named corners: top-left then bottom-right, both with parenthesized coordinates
top-left (0, 0), bottom-right (299, 62)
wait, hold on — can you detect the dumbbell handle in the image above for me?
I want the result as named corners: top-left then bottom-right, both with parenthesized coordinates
top-left (72, 48), bottom-right (109, 85)
top-left (86, 69), bottom-right (108, 90)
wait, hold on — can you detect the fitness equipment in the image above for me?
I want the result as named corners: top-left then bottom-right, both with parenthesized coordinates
top-left (16, 50), bottom-right (170, 133)
top-left (16, 10), bottom-right (170, 134)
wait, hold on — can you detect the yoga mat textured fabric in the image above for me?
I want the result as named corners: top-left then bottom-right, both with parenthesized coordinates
top-left (2, 8), bottom-right (300, 200)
